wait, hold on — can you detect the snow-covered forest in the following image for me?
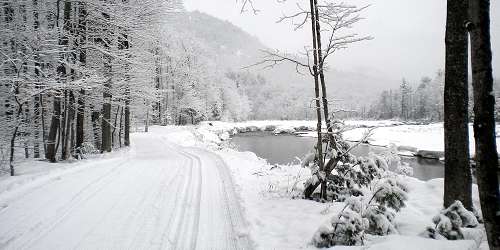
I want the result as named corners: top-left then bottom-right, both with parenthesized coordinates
top-left (1, 0), bottom-right (500, 249)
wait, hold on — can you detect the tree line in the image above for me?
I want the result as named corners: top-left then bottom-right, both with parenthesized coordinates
top-left (368, 71), bottom-right (500, 122)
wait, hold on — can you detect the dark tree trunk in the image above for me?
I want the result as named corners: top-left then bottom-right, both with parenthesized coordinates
top-left (313, 0), bottom-right (340, 199)
top-left (76, 91), bottom-right (85, 152)
top-left (469, 0), bottom-right (500, 248)
top-left (46, 95), bottom-right (61, 162)
top-left (303, 0), bottom-right (324, 199)
top-left (443, 0), bottom-right (472, 209)
top-left (32, 0), bottom-right (41, 158)
top-left (118, 107), bottom-right (124, 147)
top-left (10, 92), bottom-right (24, 176)
top-left (120, 25), bottom-right (131, 147)
top-left (76, 1), bottom-right (87, 153)
top-left (100, 9), bottom-right (112, 153)
top-left (91, 106), bottom-right (101, 149)
top-left (62, 91), bottom-right (75, 160)
top-left (112, 106), bottom-right (120, 147)
top-left (101, 79), bottom-right (112, 153)
top-left (124, 87), bottom-right (130, 147)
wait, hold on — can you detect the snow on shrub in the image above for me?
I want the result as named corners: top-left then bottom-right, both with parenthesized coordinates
top-left (312, 176), bottom-right (409, 247)
top-left (297, 120), bottom-right (411, 247)
top-left (422, 200), bottom-right (479, 240)
top-left (312, 208), bottom-right (368, 247)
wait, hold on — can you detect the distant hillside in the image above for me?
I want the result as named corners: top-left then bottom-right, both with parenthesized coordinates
top-left (169, 11), bottom-right (400, 116)
top-left (170, 11), bottom-right (265, 68)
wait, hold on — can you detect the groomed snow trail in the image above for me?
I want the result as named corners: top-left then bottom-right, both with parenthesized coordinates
top-left (0, 131), bottom-right (252, 250)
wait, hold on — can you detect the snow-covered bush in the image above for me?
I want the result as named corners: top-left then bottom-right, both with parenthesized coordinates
top-left (75, 142), bottom-right (100, 159)
top-left (422, 201), bottom-right (479, 240)
top-left (302, 120), bottom-right (411, 247)
top-left (312, 177), bottom-right (409, 247)
top-left (312, 208), bottom-right (368, 247)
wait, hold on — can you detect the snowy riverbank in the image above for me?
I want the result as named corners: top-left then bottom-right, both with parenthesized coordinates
top-left (198, 120), bottom-right (500, 159)
top-left (190, 122), bottom-right (488, 249)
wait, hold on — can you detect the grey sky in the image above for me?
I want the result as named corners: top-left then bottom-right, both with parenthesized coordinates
top-left (183, 0), bottom-right (500, 83)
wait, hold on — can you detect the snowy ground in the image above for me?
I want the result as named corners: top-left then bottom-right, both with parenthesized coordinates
top-left (0, 127), bottom-right (251, 250)
top-left (0, 121), bottom-right (491, 249)
top-left (197, 120), bottom-right (488, 249)
top-left (217, 145), bottom-right (485, 250)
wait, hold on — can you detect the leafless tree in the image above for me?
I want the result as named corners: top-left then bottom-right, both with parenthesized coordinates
top-left (244, 1), bottom-right (371, 199)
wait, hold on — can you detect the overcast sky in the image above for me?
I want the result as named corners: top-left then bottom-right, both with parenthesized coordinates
top-left (183, 0), bottom-right (500, 82)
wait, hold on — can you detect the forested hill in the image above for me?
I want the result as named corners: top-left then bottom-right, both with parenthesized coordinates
top-left (165, 11), bottom-right (400, 120)
top-left (168, 11), bottom-right (264, 68)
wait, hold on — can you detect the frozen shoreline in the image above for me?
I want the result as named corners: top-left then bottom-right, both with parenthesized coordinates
top-left (199, 120), bottom-right (500, 160)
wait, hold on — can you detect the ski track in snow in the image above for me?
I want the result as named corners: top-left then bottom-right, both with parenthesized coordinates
top-left (0, 132), bottom-right (252, 250)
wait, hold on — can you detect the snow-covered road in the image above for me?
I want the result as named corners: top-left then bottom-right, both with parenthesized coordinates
top-left (0, 132), bottom-right (251, 249)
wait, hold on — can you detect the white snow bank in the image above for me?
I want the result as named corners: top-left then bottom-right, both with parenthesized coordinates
top-left (198, 120), bottom-right (403, 138)
top-left (343, 123), bottom-right (500, 156)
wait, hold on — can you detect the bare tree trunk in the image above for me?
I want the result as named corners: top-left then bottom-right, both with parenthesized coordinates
top-left (469, 0), bottom-right (500, 248)
top-left (112, 106), bottom-right (120, 147)
top-left (32, 0), bottom-right (41, 158)
top-left (61, 91), bottom-right (68, 158)
top-left (313, 0), bottom-right (340, 199)
top-left (117, 0), bottom-right (131, 146)
top-left (76, 1), bottom-right (87, 154)
top-left (22, 102), bottom-right (30, 159)
top-left (91, 106), bottom-right (101, 149)
top-left (102, 85), bottom-right (112, 153)
top-left (124, 87), bottom-right (130, 146)
top-left (62, 91), bottom-right (75, 160)
top-left (145, 106), bottom-right (149, 133)
top-left (443, 0), bottom-right (472, 209)
top-left (101, 9), bottom-right (112, 153)
top-left (46, 95), bottom-right (60, 162)
top-left (303, 0), bottom-right (324, 199)
top-left (10, 92), bottom-right (24, 176)
top-left (118, 107), bottom-right (124, 147)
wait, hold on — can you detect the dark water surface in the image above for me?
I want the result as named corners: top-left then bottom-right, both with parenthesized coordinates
top-left (231, 132), bottom-right (444, 181)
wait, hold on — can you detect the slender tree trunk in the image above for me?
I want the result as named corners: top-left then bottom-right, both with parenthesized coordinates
top-left (303, 0), bottom-right (324, 199)
top-left (46, 95), bottom-right (60, 162)
top-left (10, 93), bottom-right (24, 176)
top-left (102, 86), bottom-right (112, 153)
top-left (91, 106), bottom-right (101, 149)
top-left (32, 0), bottom-right (41, 158)
top-left (313, 0), bottom-right (341, 199)
top-left (118, 107), bottom-right (124, 147)
top-left (62, 91), bottom-right (75, 160)
top-left (145, 106), bottom-right (149, 133)
top-left (100, 9), bottom-right (112, 153)
top-left (23, 103), bottom-right (30, 159)
top-left (443, 0), bottom-right (472, 209)
top-left (76, 91), bottom-right (85, 152)
top-left (76, 1), bottom-right (87, 154)
top-left (112, 106), bottom-right (120, 147)
top-left (124, 87), bottom-right (130, 146)
top-left (469, 0), bottom-right (500, 248)
top-left (117, 0), bottom-right (131, 146)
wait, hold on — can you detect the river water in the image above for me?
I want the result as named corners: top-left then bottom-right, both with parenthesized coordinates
top-left (230, 132), bottom-right (444, 181)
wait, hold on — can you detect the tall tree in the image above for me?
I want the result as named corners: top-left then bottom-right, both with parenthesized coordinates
top-left (76, 1), bottom-right (87, 154)
top-left (100, 9), bottom-right (112, 153)
top-left (468, 0), bottom-right (500, 248)
top-left (443, 0), bottom-right (472, 210)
